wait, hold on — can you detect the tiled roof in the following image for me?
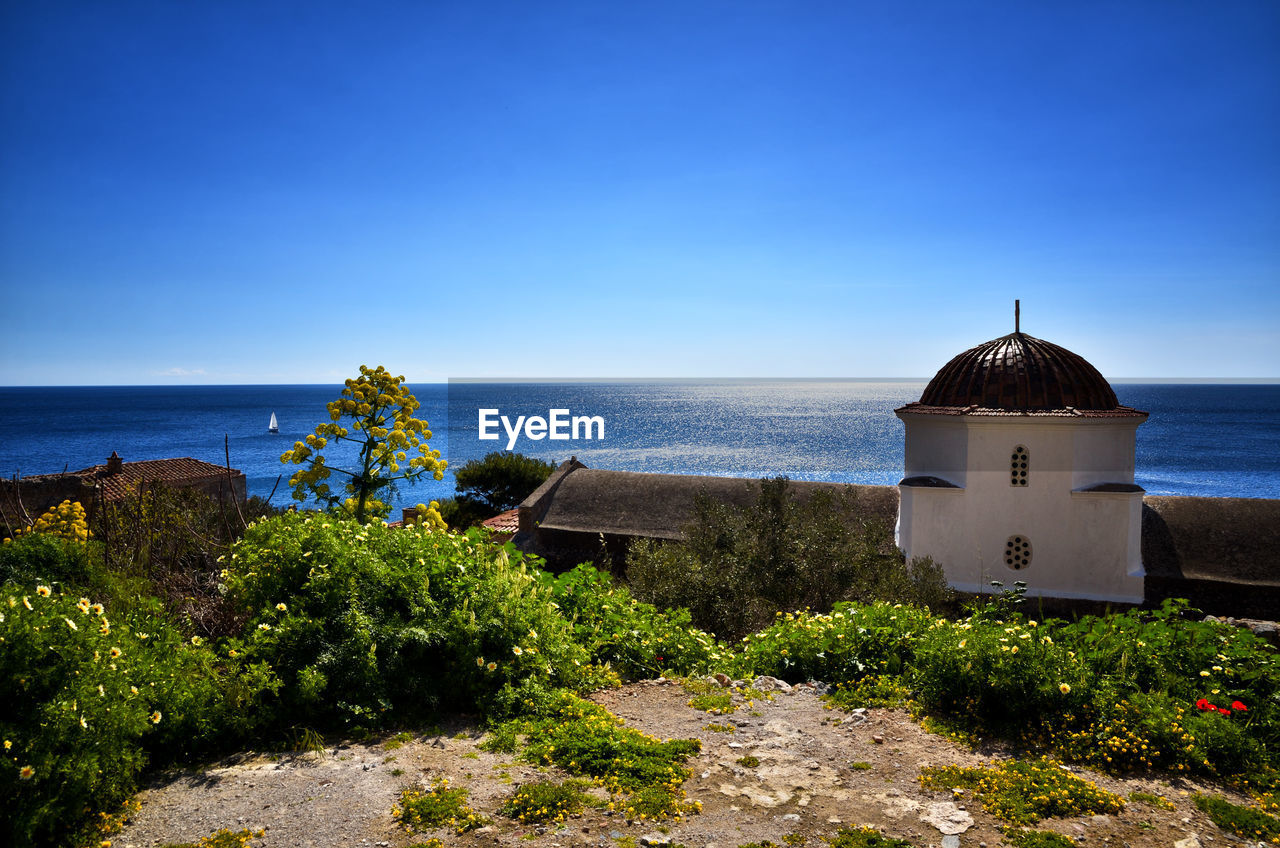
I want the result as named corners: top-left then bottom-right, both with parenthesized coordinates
top-left (78, 457), bottom-right (240, 501)
top-left (481, 508), bottom-right (520, 534)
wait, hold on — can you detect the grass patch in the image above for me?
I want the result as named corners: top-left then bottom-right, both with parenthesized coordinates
top-left (522, 694), bottom-right (700, 793)
top-left (159, 829), bottom-right (265, 848)
top-left (1002, 828), bottom-right (1074, 848)
top-left (849, 761), bottom-right (873, 770)
top-left (479, 720), bottom-right (523, 754)
top-left (1193, 793), bottom-right (1280, 842)
top-left (706, 722), bottom-right (735, 733)
top-left (920, 758), bottom-right (1124, 825)
top-left (394, 778), bottom-right (489, 834)
top-left (826, 826), bottom-right (915, 848)
top-left (384, 731), bottom-right (414, 750)
top-left (736, 755), bottom-right (761, 768)
top-left (1129, 791), bottom-right (1176, 811)
top-left (685, 679), bottom-right (736, 715)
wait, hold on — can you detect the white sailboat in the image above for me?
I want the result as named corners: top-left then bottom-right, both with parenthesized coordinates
top-left (268, 412), bottom-right (279, 434)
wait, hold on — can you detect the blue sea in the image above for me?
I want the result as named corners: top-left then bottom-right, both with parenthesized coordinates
top-left (1, 382), bottom-right (1277, 515)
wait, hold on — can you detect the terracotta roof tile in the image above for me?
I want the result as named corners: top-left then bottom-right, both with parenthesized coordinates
top-left (481, 508), bottom-right (520, 534)
top-left (77, 457), bottom-right (239, 501)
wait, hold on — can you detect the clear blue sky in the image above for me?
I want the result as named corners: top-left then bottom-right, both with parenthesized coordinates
top-left (2, 1), bottom-right (1277, 384)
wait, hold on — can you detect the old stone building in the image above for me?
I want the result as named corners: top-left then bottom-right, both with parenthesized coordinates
top-left (1, 452), bottom-right (246, 534)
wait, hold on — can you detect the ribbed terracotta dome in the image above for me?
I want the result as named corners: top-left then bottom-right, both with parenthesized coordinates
top-left (918, 332), bottom-right (1120, 411)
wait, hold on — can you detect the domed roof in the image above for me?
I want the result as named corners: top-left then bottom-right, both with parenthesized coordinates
top-left (917, 331), bottom-right (1121, 412)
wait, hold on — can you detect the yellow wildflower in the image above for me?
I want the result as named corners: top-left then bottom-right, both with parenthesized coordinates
top-left (19, 765), bottom-right (34, 780)
top-left (36, 585), bottom-right (51, 597)
top-left (150, 711), bottom-right (162, 724)
top-left (276, 603), bottom-right (287, 611)
top-left (1059, 683), bottom-right (1071, 694)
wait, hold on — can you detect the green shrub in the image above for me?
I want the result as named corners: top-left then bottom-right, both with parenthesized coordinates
top-left (1193, 793), bottom-right (1280, 842)
top-left (826, 674), bottom-right (912, 710)
top-left (736, 602), bottom-right (933, 683)
top-left (627, 477), bottom-right (952, 640)
top-left (499, 779), bottom-right (592, 823)
top-left (0, 583), bottom-right (277, 848)
top-left (919, 758), bottom-right (1124, 825)
top-left (900, 598), bottom-right (1279, 778)
top-left (0, 532), bottom-right (93, 587)
top-left (542, 564), bottom-right (728, 680)
top-left (224, 514), bottom-right (586, 726)
top-left (395, 778), bottom-right (488, 833)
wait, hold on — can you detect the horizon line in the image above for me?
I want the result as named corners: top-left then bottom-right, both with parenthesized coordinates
top-left (3, 376), bottom-right (1280, 389)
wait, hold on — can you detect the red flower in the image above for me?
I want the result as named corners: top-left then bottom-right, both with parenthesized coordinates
top-left (1196, 698), bottom-right (1214, 711)
top-left (1218, 707), bottom-right (1231, 717)
top-left (1231, 701), bottom-right (1248, 712)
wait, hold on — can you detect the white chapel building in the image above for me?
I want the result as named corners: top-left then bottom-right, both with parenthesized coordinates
top-left (895, 306), bottom-right (1148, 603)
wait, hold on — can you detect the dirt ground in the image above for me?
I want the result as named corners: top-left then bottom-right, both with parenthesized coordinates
top-left (114, 678), bottom-right (1263, 848)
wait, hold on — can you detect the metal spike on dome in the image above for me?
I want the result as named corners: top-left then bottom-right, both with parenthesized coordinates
top-left (1015, 299), bottom-right (1020, 334)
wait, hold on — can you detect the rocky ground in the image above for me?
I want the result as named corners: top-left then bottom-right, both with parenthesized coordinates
top-left (115, 679), bottom-right (1264, 848)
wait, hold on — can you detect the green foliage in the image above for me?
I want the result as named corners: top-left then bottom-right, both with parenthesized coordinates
top-left (521, 693), bottom-right (700, 793)
top-left (1001, 829), bottom-right (1074, 848)
top-left (453, 451), bottom-right (555, 514)
top-left (435, 495), bottom-right (497, 532)
top-left (395, 778), bottom-right (488, 833)
top-left (542, 564), bottom-right (728, 680)
top-left (736, 755), bottom-right (760, 767)
top-left (919, 758), bottom-right (1125, 825)
top-left (158, 828), bottom-right (265, 848)
top-left (224, 513), bottom-right (586, 727)
top-left (508, 692), bottom-right (703, 821)
top-left (627, 477), bottom-right (952, 640)
top-left (826, 826), bottom-right (916, 848)
top-left (826, 674), bottom-right (913, 710)
top-left (92, 484), bottom-right (283, 638)
top-left (1129, 791), bottom-right (1176, 810)
top-left (0, 583), bottom-right (277, 848)
top-left (0, 532), bottom-right (92, 587)
top-left (737, 602), bottom-right (934, 683)
top-left (499, 779), bottom-right (592, 823)
top-left (904, 599), bottom-right (1279, 777)
top-left (280, 365), bottom-right (446, 523)
top-left (1193, 793), bottom-right (1280, 842)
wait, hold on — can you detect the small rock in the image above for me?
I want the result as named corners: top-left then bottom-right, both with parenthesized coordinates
top-left (782, 813), bottom-right (801, 822)
top-left (828, 818), bottom-right (843, 824)
top-left (921, 801), bottom-right (974, 835)
top-left (1173, 836), bottom-right (1201, 848)
top-left (1091, 815), bottom-right (1111, 825)
top-left (640, 834), bottom-right (670, 846)
top-left (805, 760), bottom-right (821, 770)
top-left (752, 676), bottom-right (793, 693)
top-left (942, 836), bottom-right (961, 848)
top-left (872, 735), bottom-right (885, 744)
top-left (714, 673), bottom-right (732, 687)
